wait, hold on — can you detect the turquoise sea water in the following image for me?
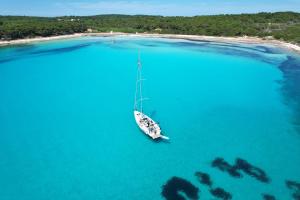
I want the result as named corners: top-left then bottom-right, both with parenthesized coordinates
top-left (0, 36), bottom-right (300, 200)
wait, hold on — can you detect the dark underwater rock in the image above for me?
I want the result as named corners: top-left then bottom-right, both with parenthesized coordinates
top-left (195, 171), bottom-right (213, 187)
top-left (262, 194), bottom-right (276, 200)
top-left (210, 187), bottom-right (232, 200)
top-left (235, 158), bottom-right (270, 183)
top-left (162, 176), bottom-right (199, 200)
top-left (211, 157), bottom-right (270, 183)
top-left (286, 180), bottom-right (300, 200)
top-left (211, 157), bottom-right (242, 178)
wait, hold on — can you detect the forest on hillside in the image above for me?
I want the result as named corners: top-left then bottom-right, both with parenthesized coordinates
top-left (0, 12), bottom-right (300, 44)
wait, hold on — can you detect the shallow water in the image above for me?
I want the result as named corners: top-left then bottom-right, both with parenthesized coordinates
top-left (0, 36), bottom-right (300, 200)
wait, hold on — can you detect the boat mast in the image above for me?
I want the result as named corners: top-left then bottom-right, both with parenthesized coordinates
top-left (134, 50), bottom-right (143, 113)
top-left (138, 51), bottom-right (143, 113)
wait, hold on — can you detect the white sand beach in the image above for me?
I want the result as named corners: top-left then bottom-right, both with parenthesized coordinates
top-left (1, 32), bottom-right (300, 54)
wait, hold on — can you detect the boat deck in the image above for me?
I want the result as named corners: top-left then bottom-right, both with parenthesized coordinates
top-left (134, 110), bottom-right (165, 139)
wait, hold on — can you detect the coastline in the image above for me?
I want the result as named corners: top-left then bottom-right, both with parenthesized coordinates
top-left (1, 32), bottom-right (300, 54)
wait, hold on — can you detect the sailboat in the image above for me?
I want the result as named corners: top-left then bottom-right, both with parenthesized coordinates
top-left (133, 52), bottom-right (169, 140)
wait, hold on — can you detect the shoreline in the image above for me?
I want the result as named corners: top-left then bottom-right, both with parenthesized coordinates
top-left (1, 32), bottom-right (300, 54)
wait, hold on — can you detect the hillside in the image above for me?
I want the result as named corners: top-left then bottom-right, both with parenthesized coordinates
top-left (0, 12), bottom-right (300, 44)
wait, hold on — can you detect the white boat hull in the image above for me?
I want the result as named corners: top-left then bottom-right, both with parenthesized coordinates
top-left (134, 110), bottom-right (169, 140)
